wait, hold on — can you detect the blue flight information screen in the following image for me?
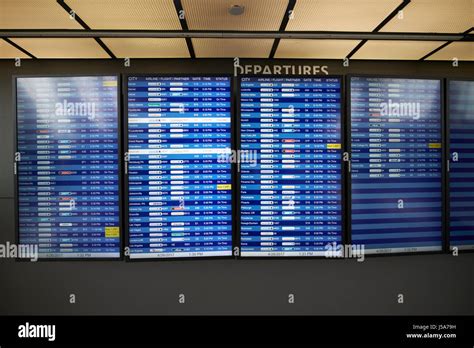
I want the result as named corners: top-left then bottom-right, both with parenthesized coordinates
top-left (127, 76), bottom-right (233, 259)
top-left (350, 76), bottom-right (443, 254)
top-left (448, 80), bottom-right (474, 250)
top-left (240, 76), bottom-right (343, 257)
top-left (16, 76), bottom-right (121, 259)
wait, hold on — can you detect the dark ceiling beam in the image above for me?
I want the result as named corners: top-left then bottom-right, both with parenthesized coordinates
top-left (3, 38), bottom-right (37, 59)
top-left (269, 0), bottom-right (297, 58)
top-left (419, 26), bottom-right (474, 61)
top-left (173, 0), bottom-right (195, 58)
top-left (346, 0), bottom-right (411, 59)
top-left (1, 30), bottom-right (472, 41)
top-left (56, 0), bottom-right (116, 58)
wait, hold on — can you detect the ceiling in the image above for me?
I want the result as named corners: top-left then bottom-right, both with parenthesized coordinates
top-left (0, 0), bottom-right (473, 60)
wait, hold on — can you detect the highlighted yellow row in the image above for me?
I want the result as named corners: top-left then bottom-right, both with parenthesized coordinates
top-left (103, 80), bottom-right (118, 87)
top-left (105, 226), bottom-right (120, 238)
top-left (327, 143), bottom-right (341, 149)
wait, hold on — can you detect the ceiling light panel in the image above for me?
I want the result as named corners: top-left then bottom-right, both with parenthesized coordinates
top-left (192, 38), bottom-right (274, 58)
top-left (9, 38), bottom-right (110, 58)
top-left (286, 0), bottom-right (402, 31)
top-left (352, 40), bottom-right (446, 60)
top-left (275, 39), bottom-right (361, 59)
top-left (182, 0), bottom-right (289, 30)
top-left (381, 0), bottom-right (474, 33)
top-left (0, 0), bottom-right (82, 29)
top-left (427, 42), bottom-right (474, 61)
top-left (0, 40), bottom-right (30, 58)
top-left (101, 38), bottom-right (190, 58)
top-left (65, 0), bottom-right (182, 29)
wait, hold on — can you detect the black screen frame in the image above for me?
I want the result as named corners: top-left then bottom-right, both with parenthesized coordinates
top-left (236, 74), bottom-right (346, 260)
top-left (123, 73), bottom-right (236, 262)
top-left (347, 74), bottom-right (447, 257)
top-left (445, 78), bottom-right (474, 254)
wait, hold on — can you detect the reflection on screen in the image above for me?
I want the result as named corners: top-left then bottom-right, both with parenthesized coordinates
top-left (16, 76), bottom-right (120, 259)
top-left (350, 77), bottom-right (443, 254)
top-left (449, 80), bottom-right (474, 250)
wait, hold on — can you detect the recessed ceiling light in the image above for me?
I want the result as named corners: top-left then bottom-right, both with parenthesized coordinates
top-left (228, 5), bottom-right (245, 16)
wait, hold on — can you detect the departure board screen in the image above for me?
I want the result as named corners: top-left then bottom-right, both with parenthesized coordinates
top-left (127, 76), bottom-right (232, 259)
top-left (16, 76), bottom-right (121, 259)
top-left (448, 80), bottom-right (474, 250)
top-left (240, 76), bottom-right (343, 257)
top-left (350, 76), bottom-right (443, 254)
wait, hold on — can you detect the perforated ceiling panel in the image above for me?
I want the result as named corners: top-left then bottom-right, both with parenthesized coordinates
top-left (275, 39), bottom-right (360, 59)
top-left (427, 42), bottom-right (474, 61)
top-left (101, 38), bottom-right (190, 58)
top-left (0, 40), bottom-right (29, 58)
top-left (65, 0), bottom-right (182, 29)
top-left (9, 38), bottom-right (110, 58)
top-left (286, 0), bottom-right (402, 31)
top-left (0, 0), bottom-right (82, 29)
top-left (381, 0), bottom-right (474, 33)
top-left (182, 0), bottom-right (288, 30)
top-left (192, 39), bottom-right (274, 58)
top-left (352, 40), bottom-right (446, 60)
